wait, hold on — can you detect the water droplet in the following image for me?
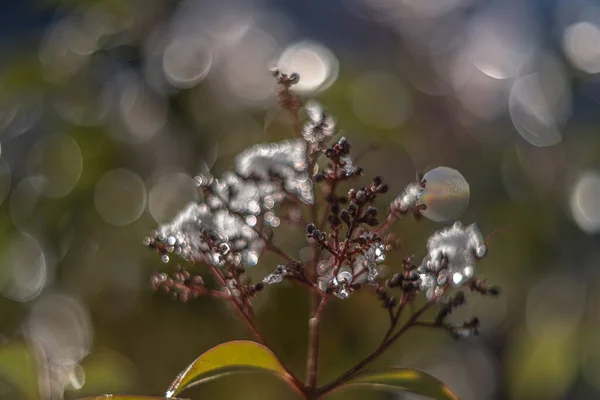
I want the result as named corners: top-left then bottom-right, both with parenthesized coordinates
top-left (420, 166), bottom-right (470, 222)
top-left (246, 251), bottom-right (258, 266)
top-left (161, 254), bottom-right (170, 263)
top-left (452, 272), bottom-right (464, 286)
top-left (463, 266), bottom-right (474, 278)
top-left (337, 270), bottom-right (353, 283)
top-left (437, 269), bottom-right (448, 286)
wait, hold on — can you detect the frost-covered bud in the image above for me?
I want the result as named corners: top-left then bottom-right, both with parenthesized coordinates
top-left (391, 182), bottom-right (424, 215)
top-left (263, 265), bottom-right (289, 285)
top-left (302, 101), bottom-right (336, 146)
top-left (235, 139), bottom-right (313, 204)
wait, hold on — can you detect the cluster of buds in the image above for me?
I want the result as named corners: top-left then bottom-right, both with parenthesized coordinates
top-left (150, 266), bottom-right (205, 302)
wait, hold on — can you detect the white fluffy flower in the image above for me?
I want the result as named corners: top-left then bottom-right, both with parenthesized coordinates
top-left (302, 100), bottom-right (336, 145)
top-left (154, 202), bottom-right (263, 266)
top-left (235, 139), bottom-right (313, 204)
top-left (418, 221), bottom-right (486, 301)
top-left (391, 182), bottom-right (424, 214)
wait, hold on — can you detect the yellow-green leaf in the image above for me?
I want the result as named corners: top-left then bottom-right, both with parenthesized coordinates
top-left (0, 342), bottom-right (40, 400)
top-left (165, 340), bottom-right (292, 397)
top-left (329, 368), bottom-right (459, 400)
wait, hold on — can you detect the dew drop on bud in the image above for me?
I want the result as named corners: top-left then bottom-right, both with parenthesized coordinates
top-left (463, 266), bottom-right (474, 278)
top-left (419, 166), bottom-right (469, 222)
top-left (476, 245), bottom-right (487, 258)
top-left (452, 272), bottom-right (464, 286)
top-left (337, 270), bottom-right (353, 283)
top-left (437, 269), bottom-right (448, 286)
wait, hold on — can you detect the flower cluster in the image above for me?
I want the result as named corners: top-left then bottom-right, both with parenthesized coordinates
top-left (146, 138), bottom-right (312, 267)
top-left (145, 68), bottom-right (500, 353)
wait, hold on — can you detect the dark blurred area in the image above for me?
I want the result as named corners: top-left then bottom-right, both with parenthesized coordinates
top-left (1, 0), bottom-right (600, 399)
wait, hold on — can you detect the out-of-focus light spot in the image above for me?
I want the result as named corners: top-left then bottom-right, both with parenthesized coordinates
top-left (526, 274), bottom-right (586, 340)
top-left (277, 41), bottom-right (339, 94)
top-left (563, 21), bottom-right (600, 74)
top-left (570, 170), bottom-right (600, 233)
top-left (94, 169), bottom-right (147, 226)
top-left (581, 330), bottom-right (600, 393)
top-left (507, 328), bottom-right (578, 400)
top-left (66, 365), bottom-right (85, 390)
top-left (0, 159), bottom-right (10, 207)
top-left (397, 343), bottom-right (497, 400)
top-left (117, 77), bottom-right (166, 143)
top-left (78, 350), bottom-right (137, 394)
top-left (215, 29), bottom-right (280, 106)
top-left (26, 134), bottom-right (83, 198)
top-left (148, 172), bottom-right (196, 223)
top-left (39, 22), bottom-right (90, 82)
top-left (419, 166), bottom-right (470, 222)
top-left (0, 233), bottom-right (47, 302)
top-left (299, 246), bottom-right (314, 263)
top-left (53, 72), bottom-right (111, 126)
top-left (26, 294), bottom-right (93, 368)
top-left (9, 178), bottom-right (42, 229)
top-left (351, 72), bottom-right (411, 129)
top-left (201, 1), bottom-right (254, 47)
top-left (509, 55), bottom-right (571, 147)
top-left (466, 7), bottom-right (536, 80)
top-left (0, 91), bottom-right (43, 139)
top-left (163, 36), bottom-right (213, 88)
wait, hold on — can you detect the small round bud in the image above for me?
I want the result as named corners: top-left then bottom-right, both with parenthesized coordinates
top-left (254, 282), bottom-right (264, 291)
top-left (348, 203), bottom-right (358, 216)
top-left (356, 190), bottom-right (367, 203)
top-left (488, 286), bottom-right (501, 296)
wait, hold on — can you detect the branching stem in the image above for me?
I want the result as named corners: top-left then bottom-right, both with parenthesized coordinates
top-left (317, 301), bottom-right (433, 397)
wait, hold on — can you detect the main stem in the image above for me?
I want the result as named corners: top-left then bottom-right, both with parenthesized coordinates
top-left (306, 296), bottom-right (327, 393)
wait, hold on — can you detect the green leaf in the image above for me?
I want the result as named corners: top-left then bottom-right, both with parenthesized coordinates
top-left (0, 342), bottom-right (40, 400)
top-left (165, 340), bottom-right (292, 397)
top-left (330, 368), bottom-right (460, 400)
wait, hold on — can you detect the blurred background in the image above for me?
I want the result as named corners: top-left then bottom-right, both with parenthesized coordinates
top-left (1, 0), bottom-right (600, 399)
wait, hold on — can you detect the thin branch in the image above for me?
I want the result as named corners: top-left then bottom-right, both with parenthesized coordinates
top-left (374, 212), bottom-right (398, 236)
top-left (306, 296), bottom-right (328, 393)
top-left (317, 301), bottom-right (433, 396)
top-left (208, 266), bottom-right (305, 390)
top-left (264, 240), bottom-right (296, 263)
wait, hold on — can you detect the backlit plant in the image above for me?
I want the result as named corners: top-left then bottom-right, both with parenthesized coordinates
top-left (106, 69), bottom-right (499, 400)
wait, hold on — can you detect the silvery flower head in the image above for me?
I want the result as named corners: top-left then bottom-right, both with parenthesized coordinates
top-left (153, 202), bottom-right (263, 267)
top-left (417, 221), bottom-right (486, 301)
top-left (235, 139), bottom-right (313, 204)
top-left (302, 100), bottom-right (336, 146)
top-left (207, 172), bottom-right (284, 216)
top-left (354, 243), bottom-right (387, 282)
top-left (391, 182), bottom-right (424, 215)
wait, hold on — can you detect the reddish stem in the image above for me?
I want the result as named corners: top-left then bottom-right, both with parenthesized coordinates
top-left (208, 266), bottom-right (305, 391)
